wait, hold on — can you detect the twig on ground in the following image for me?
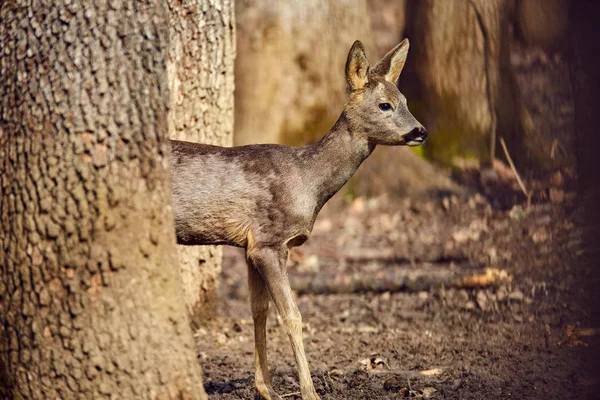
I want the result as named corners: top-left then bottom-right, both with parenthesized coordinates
top-left (281, 392), bottom-right (301, 398)
top-left (500, 137), bottom-right (532, 209)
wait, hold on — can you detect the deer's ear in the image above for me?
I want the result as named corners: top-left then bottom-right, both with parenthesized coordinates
top-left (345, 40), bottom-right (370, 91)
top-left (372, 38), bottom-right (409, 84)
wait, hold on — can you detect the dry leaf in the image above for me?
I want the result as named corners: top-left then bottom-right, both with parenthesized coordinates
top-left (549, 188), bottom-right (564, 203)
top-left (420, 368), bottom-right (443, 376)
top-left (557, 325), bottom-right (598, 347)
top-left (457, 268), bottom-right (512, 288)
top-left (399, 386), bottom-right (438, 398)
top-left (509, 205), bottom-right (527, 220)
top-left (358, 357), bottom-right (390, 371)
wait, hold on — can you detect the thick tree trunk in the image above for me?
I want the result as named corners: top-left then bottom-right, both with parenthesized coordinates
top-left (167, 0), bottom-right (235, 327)
top-left (367, 0), bottom-right (406, 59)
top-left (569, 3), bottom-right (600, 393)
top-left (402, 0), bottom-right (542, 172)
top-left (0, 1), bottom-right (206, 398)
top-left (515, 0), bottom-right (568, 53)
top-left (570, 2), bottom-right (600, 275)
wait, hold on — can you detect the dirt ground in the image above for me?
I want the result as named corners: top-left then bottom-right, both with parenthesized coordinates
top-left (194, 47), bottom-right (600, 399)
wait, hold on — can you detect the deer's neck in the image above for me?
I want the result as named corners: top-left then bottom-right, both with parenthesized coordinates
top-left (304, 112), bottom-right (374, 209)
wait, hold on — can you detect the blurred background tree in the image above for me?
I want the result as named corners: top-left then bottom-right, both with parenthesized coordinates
top-left (569, 0), bottom-right (600, 301)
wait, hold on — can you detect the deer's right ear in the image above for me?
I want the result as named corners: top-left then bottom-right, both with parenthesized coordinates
top-left (345, 40), bottom-right (370, 91)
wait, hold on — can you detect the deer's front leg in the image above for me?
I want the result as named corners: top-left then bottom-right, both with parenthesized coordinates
top-left (247, 257), bottom-right (281, 400)
top-left (248, 245), bottom-right (320, 400)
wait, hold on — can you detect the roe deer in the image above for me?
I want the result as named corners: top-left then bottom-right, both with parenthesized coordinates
top-left (171, 39), bottom-right (426, 400)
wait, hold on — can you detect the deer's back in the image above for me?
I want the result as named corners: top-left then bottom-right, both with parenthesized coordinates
top-left (170, 140), bottom-right (317, 248)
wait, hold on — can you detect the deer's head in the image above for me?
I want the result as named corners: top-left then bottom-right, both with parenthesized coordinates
top-left (344, 39), bottom-right (427, 146)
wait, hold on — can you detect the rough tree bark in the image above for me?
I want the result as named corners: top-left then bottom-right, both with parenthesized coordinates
top-left (167, 0), bottom-right (235, 326)
top-left (0, 1), bottom-right (206, 398)
top-left (402, 0), bottom-right (544, 172)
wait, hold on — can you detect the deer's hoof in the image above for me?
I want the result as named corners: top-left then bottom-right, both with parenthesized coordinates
top-left (255, 384), bottom-right (282, 400)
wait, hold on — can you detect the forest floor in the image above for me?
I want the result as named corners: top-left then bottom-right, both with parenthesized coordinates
top-left (194, 48), bottom-right (600, 399)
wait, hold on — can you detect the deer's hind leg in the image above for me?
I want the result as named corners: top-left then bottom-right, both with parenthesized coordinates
top-left (247, 252), bottom-right (281, 400)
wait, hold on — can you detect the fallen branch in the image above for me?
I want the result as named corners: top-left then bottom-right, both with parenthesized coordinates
top-left (290, 246), bottom-right (467, 266)
top-left (500, 137), bottom-right (532, 208)
top-left (290, 266), bottom-right (511, 295)
top-left (366, 368), bottom-right (444, 377)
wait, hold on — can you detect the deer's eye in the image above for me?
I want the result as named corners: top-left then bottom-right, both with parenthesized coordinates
top-left (379, 103), bottom-right (392, 111)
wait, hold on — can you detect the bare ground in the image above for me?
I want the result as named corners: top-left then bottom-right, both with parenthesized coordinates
top-left (194, 46), bottom-right (600, 399)
top-left (196, 189), bottom-right (599, 400)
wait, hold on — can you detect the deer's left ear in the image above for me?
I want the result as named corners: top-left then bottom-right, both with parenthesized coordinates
top-left (371, 38), bottom-right (409, 84)
top-left (345, 40), bottom-right (370, 91)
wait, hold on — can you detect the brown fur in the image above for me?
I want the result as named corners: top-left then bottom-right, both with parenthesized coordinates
top-left (171, 40), bottom-right (426, 400)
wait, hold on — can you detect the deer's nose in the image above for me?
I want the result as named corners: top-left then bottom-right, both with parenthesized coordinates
top-left (404, 126), bottom-right (428, 146)
top-left (418, 126), bottom-right (428, 140)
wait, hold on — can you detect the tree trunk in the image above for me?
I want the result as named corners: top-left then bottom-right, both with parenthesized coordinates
top-left (569, 3), bottom-right (600, 393)
top-left (570, 2), bottom-right (600, 277)
top-left (234, 0), bottom-right (375, 147)
top-left (515, 0), bottom-right (568, 53)
top-left (167, 0), bottom-right (235, 327)
top-left (402, 0), bottom-right (543, 172)
top-left (0, 1), bottom-right (206, 398)
top-left (367, 0), bottom-right (407, 59)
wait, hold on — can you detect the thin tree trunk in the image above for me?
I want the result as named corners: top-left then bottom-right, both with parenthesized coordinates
top-left (0, 1), bottom-right (206, 398)
top-left (167, 0), bottom-right (235, 327)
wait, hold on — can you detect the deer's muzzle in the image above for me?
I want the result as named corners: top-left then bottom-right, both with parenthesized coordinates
top-left (403, 127), bottom-right (428, 146)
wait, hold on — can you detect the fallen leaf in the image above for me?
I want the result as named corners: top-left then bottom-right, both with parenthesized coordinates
top-left (549, 188), bottom-right (564, 203)
top-left (399, 386), bottom-right (438, 398)
top-left (509, 205), bottom-right (527, 220)
top-left (420, 368), bottom-right (443, 376)
top-left (313, 218), bottom-right (333, 233)
top-left (328, 369), bottom-right (344, 377)
top-left (457, 268), bottom-right (512, 288)
top-left (350, 197), bottom-right (366, 214)
top-left (531, 227), bottom-right (550, 243)
top-left (550, 171), bottom-right (563, 186)
top-left (557, 325), bottom-right (597, 348)
top-left (476, 291), bottom-right (489, 311)
top-left (358, 356), bottom-right (390, 371)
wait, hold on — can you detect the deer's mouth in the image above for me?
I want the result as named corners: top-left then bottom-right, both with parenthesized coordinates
top-left (403, 127), bottom-right (428, 146)
top-left (406, 137), bottom-right (425, 146)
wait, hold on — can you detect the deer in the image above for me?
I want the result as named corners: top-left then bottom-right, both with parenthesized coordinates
top-left (170, 39), bottom-right (426, 400)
